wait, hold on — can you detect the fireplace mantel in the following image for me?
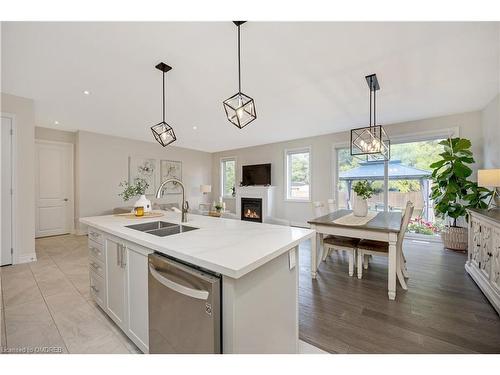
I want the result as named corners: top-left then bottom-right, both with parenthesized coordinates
top-left (236, 186), bottom-right (276, 223)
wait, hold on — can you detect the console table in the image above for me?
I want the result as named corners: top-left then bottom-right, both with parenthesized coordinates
top-left (466, 208), bottom-right (500, 314)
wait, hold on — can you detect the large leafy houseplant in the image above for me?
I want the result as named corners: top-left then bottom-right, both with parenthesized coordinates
top-left (430, 138), bottom-right (474, 227)
top-left (430, 137), bottom-right (492, 250)
top-left (430, 138), bottom-right (492, 225)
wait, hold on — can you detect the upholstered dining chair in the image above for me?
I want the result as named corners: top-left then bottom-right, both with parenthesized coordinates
top-left (312, 201), bottom-right (360, 276)
top-left (356, 201), bottom-right (414, 290)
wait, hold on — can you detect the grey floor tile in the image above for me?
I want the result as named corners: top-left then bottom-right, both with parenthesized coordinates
top-left (4, 299), bottom-right (67, 353)
top-left (45, 291), bottom-right (129, 354)
top-left (2, 268), bottom-right (44, 308)
top-left (5, 234), bottom-right (141, 354)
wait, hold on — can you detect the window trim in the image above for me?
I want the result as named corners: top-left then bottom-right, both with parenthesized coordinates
top-left (284, 146), bottom-right (312, 202)
top-left (220, 156), bottom-right (237, 199)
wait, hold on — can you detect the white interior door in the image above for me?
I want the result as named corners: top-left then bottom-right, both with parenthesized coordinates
top-left (1, 116), bottom-right (13, 266)
top-left (35, 140), bottom-right (74, 238)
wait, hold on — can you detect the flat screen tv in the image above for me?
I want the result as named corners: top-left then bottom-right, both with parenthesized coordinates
top-left (242, 164), bottom-right (271, 186)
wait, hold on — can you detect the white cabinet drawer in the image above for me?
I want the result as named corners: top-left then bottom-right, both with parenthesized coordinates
top-left (88, 240), bottom-right (105, 263)
top-left (88, 228), bottom-right (104, 245)
top-left (90, 271), bottom-right (106, 308)
top-left (89, 257), bottom-right (105, 278)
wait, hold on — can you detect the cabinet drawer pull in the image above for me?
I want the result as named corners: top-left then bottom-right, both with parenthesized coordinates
top-left (121, 245), bottom-right (126, 269)
top-left (90, 262), bottom-right (101, 270)
top-left (90, 247), bottom-right (101, 256)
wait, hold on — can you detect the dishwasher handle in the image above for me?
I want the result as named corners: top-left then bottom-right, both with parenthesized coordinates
top-left (149, 264), bottom-right (210, 300)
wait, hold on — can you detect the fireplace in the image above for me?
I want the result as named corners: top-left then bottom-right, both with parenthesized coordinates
top-left (241, 198), bottom-right (263, 223)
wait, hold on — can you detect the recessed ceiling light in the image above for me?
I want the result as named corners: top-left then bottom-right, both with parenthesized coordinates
top-left (192, 126), bottom-right (198, 130)
top-left (83, 90), bottom-right (90, 95)
top-left (54, 120), bottom-right (59, 125)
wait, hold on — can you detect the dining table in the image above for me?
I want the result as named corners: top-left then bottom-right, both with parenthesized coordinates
top-left (308, 209), bottom-right (402, 300)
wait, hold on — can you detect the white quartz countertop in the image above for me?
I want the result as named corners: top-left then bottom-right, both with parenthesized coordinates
top-left (80, 211), bottom-right (314, 279)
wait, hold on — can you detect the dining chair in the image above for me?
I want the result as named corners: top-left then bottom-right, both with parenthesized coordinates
top-left (313, 201), bottom-right (359, 276)
top-left (356, 201), bottom-right (414, 290)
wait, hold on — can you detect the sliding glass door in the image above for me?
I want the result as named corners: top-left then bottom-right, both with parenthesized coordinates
top-left (335, 138), bottom-right (446, 237)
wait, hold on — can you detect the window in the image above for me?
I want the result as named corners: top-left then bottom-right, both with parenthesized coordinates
top-left (335, 138), bottom-right (446, 237)
top-left (285, 148), bottom-right (311, 201)
top-left (221, 158), bottom-right (236, 198)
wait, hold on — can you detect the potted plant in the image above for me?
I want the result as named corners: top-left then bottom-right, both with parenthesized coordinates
top-left (430, 137), bottom-right (492, 251)
top-left (214, 203), bottom-right (224, 213)
top-left (352, 180), bottom-right (374, 217)
top-left (119, 178), bottom-right (151, 212)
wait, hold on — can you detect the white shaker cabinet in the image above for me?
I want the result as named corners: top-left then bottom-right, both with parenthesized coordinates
top-left (466, 209), bottom-right (500, 315)
top-left (105, 237), bottom-right (127, 330)
top-left (124, 242), bottom-right (151, 352)
top-left (89, 228), bottom-right (152, 353)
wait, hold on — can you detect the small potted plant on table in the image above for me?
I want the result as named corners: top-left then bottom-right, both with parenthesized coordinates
top-left (352, 180), bottom-right (374, 217)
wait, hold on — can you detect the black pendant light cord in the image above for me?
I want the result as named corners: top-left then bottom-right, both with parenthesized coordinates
top-left (368, 76), bottom-right (377, 127)
top-left (238, 24), bottom-right (241, 93)
top-left (162, 71), bottom-right (166, 123)
top-left (369, 77), bottom-right (372, 127)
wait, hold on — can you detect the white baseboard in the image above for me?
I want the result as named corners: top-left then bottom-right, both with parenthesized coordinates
top-left (72, 228), bottom-right (88, 236)
top-left (16, 252), bottom-right (37, 264)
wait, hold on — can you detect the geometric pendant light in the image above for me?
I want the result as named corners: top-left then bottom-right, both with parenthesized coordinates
top-left (223, 21), bottom-right (257, 129)
top-left (350, 74), bottom-right (390, 161)
top-left (151, 62), bottom-right (177, 147)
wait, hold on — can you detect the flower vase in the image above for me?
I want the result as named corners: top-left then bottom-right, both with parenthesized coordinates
top-left (352, 194), bottom-right (368, 217)
top-left (134, 195), bottom-right (152, 213)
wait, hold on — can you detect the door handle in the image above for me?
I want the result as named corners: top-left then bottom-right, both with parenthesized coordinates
top-left (149, 264), bottom-right (209, 300)
top-left (116, 246), bottom-right (120, 266)
top-left (63, 198), bottom-right (69, 202)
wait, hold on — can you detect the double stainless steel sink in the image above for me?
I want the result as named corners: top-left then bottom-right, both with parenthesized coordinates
top-left (126, 221), bottom-right (198, 237)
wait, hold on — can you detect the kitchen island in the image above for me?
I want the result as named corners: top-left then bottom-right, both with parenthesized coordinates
top-left (80, 211), bottom-right (314, 354)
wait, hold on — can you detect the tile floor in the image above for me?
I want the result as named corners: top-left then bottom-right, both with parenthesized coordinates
top-left (1, 234), bottom-right (141, 354)
top-left (1, 234), bottom-right (325, 354)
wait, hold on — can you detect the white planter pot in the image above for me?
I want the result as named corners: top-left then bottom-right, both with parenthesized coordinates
top-left (134, 195), bottom-right (152, 212)
top-left (352, 195), bottom-right (368, 217)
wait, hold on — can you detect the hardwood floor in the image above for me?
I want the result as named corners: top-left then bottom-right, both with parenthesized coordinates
top-left (298, 238), bottom-right (500, 353)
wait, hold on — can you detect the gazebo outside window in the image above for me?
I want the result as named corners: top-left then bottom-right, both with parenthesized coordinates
top-left (338, 160), bottom-right (432, 220)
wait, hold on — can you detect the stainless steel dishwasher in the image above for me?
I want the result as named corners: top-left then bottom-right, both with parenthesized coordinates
top-left (148, 253), bottom-right (221, 353)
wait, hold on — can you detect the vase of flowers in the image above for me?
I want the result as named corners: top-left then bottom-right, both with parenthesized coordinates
top-left (352, 180), bottom-right (374, 217)
top-left (119, 178), bottom-right (152, 212)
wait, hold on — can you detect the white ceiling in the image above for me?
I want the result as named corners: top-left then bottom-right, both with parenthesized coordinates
top-left (1, 22), bottom-right (499, 152)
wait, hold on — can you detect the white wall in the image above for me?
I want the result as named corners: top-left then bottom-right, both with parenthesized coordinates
top-left (481, 94), bottom-right (500, 169)
top-left (1, 93), bottom-right (36, 263)
top-left (76, 130), bottom-right (212, 232)
top-left (212, 111), bottom-right (483, 227)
